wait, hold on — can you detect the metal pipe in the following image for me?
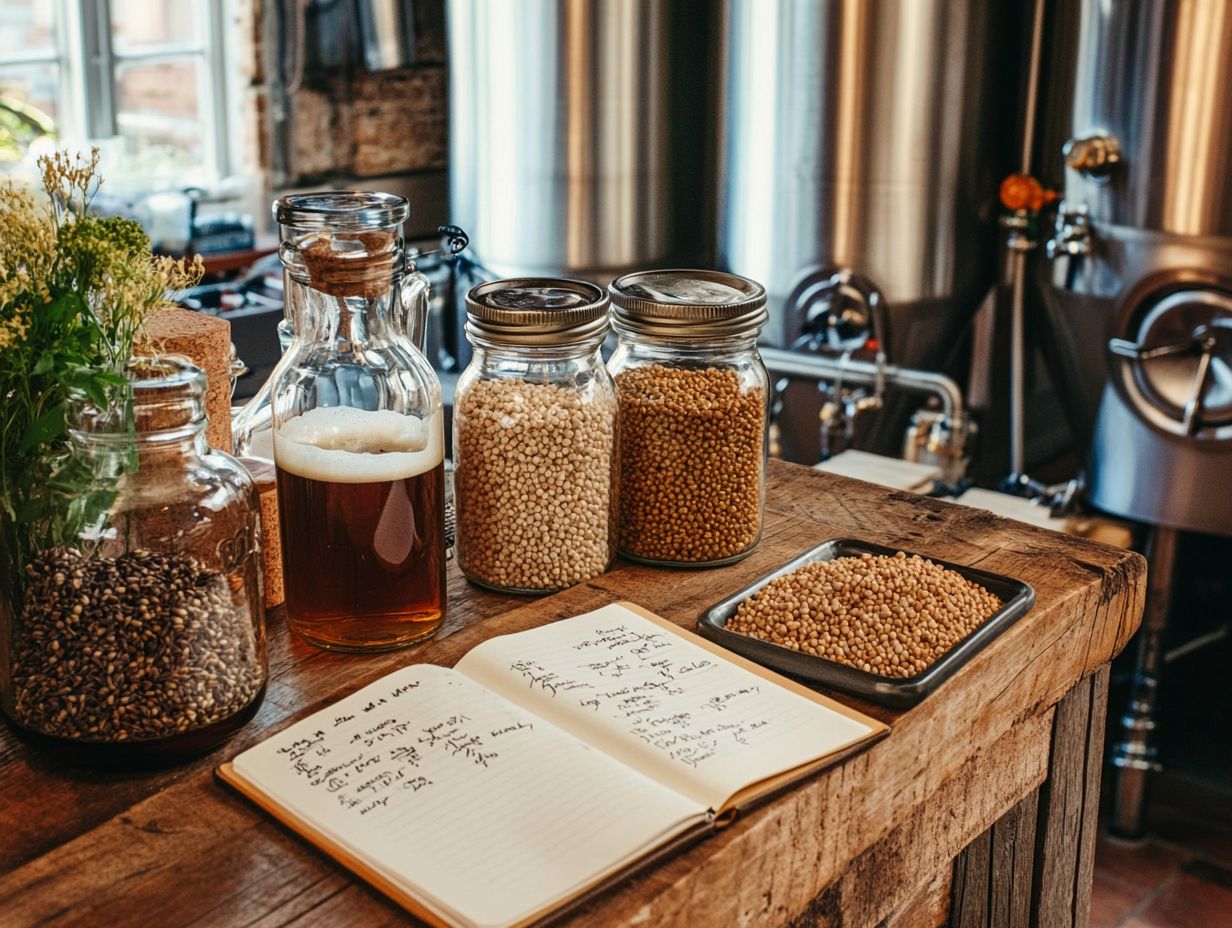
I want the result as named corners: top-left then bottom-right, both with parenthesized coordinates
top-left (1020, 0), bottom-right (1047, 174)
top-left (1009, 247), bottom-right (1027, 476)
top-left (1109, 525), bottom-right (1178, 840)
top-left (759, 347), bottom-right (965, 424)
top-left (1001, 0), bottom-right (1048, 482)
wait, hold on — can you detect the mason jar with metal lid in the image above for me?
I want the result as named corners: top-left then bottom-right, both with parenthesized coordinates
top-left (453, 278), bottom-right (617, 593)
top-left (607, 269), bottom-right (770, 566)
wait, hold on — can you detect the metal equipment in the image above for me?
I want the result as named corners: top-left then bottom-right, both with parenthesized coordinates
top-left (716, 0), bottom-right (1012, 460)
top-left (760, 346), bottom-right (972, 480)
top-left (446, 0), bottom-right (677, 282)
top-left (357, 0), bottom-right (419, 71)
top-left (1036, 0), bottom-right (1232, 838)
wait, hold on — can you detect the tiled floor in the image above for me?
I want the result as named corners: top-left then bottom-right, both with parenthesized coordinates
top-left (1091, 775), bottom-right (1232, 928)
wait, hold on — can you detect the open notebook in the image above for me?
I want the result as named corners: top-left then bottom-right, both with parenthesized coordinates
top-left (218, 603), bottom-right (888, 928)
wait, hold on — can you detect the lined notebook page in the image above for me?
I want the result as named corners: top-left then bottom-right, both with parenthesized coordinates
top-left (230, 664), bottom-right (705, 928)
top-left (455, 604), bottom-right (875, 811)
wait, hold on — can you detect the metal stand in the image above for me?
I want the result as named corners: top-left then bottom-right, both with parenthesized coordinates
top-left (1109, 525), bottom-right (1178, 839)
top-left (1003, 228), bottom-right (1034, 481)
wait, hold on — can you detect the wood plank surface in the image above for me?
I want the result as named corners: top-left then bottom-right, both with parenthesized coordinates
top-left (1072, 666), bottom-right (1110, 928)
top-left (949, 667), bottom-right (1111, 928)
top-left (886, 871), bottom-right (953, 928)
top-left (789, 710), bottom-right (1052, 927)
top-left (989, 787), bottom-right (1040, 928)
top-left (952, 780), bottom-right (1040, 928)
top-left (0, 463), bottom-right (1146, 927)
top-left (952, 828), bottom-right (994, 928)
top-left (1032, 665), bottom-right (1111, 928)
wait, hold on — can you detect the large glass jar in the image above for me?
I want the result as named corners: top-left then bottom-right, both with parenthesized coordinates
top-left (454, 278), bottom-right (617, 593)
top-left (607, 269), bottom-right (770, 566)
top-left (0, 357), bottom-right (267, 767)
top-left (270, 192), bottom-right (447, 651)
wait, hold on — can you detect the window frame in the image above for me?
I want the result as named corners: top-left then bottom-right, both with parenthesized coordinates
top-left (0, 0), bottom-right (237, 184)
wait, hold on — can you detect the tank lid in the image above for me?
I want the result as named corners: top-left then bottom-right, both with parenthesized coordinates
top-left (465, 277), bottom-right (610, 345)
top-left (608, 269), bottom-right (767, 336)
top-left (1121, 288), bottom-right (1232, 434)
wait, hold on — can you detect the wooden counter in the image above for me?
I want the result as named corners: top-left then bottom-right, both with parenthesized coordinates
top-left (0, 462), bottom-right (1145, 928)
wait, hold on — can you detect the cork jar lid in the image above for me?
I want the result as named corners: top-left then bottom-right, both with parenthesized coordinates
top-left (274, 192), bottom-right (409, 299)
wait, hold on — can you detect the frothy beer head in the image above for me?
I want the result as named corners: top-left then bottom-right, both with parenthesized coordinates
top-left (274, 407), bottom-right (445, 482)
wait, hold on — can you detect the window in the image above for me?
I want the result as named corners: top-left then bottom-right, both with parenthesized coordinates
top-left (0, 0), bottom-right (235, 187)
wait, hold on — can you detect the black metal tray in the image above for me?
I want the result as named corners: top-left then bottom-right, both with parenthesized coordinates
top-left (696, 538), bottom-right (1036, 708)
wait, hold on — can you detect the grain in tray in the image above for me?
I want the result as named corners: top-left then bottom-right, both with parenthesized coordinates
top-left (727, 551), bottom-right (1003, 677)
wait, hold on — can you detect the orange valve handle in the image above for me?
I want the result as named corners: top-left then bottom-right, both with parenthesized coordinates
top-left (999, 173), bottom-right (1058, 213)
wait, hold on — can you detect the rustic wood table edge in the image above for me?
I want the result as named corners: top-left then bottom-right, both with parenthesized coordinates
top-left (0, 461), bottom-right (1146, 928)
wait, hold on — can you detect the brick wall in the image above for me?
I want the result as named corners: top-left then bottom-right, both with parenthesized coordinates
top-left (246, 0), bottom-right (448, 185)
top-left (288, 65), bottom-right (447, 180)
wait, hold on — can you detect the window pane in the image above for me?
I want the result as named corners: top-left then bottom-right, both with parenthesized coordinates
top-left (114, 57), bottom-right (206, 177)
top-left (0, 0), bottom-right (56, 57)
top-left (0, 63), bottom-right (58, 169)
top-left (111, 0), bottom-right (202, 52)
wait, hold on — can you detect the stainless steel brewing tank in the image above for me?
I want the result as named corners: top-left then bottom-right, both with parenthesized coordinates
top-left (448, 0), bottom-right (672, 280)
top-left (1040, 0), bottom-right (1232, 435)
top-left (717, 0), bottom-right (1008, 359)
top-left (1063, 0), bottom-right (1232, 238)
top-left (1038, 0), bottom-right (1232, 535)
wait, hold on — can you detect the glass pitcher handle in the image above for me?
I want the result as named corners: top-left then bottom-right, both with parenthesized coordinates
top-left (231, 375), bottom-right (273, 459)
top-left (232, 338), bottom-right (298, 459)
top-left (400, 268), bottom-right (431, 355)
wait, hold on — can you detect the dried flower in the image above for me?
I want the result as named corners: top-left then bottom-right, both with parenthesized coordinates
top-left (38, 148), bottom-right (102, 221)
top-left (0, 148), bottom-right (203, 614)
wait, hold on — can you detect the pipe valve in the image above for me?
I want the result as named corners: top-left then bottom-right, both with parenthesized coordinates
top-left (1045, 201), bottom-right (1093, 259)
top-left (999, 173), bottom-right (1058, 214)
top-left (1064, 132), bottom-right (1121, 179)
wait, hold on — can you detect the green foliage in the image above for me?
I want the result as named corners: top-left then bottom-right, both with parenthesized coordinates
top-left (0, 149), bottom-right (202, 613)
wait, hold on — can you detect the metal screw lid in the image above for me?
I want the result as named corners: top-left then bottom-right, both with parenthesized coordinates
top-left (465, 277), bottom-right (610, 345)
top-left (608, 269), bottom-right (768, 337)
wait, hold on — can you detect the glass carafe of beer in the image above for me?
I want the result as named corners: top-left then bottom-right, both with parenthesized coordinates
top-left (270, 192), bottom-right (446, 651)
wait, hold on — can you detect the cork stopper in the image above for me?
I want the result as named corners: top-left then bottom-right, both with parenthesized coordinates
top-left (299, 228), bottom-right (399, 301)
top-left (274, 192), bottom-right (409, 344)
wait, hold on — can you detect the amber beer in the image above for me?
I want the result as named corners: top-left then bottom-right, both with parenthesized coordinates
top-left (274, 407), bottom-right (447, 650)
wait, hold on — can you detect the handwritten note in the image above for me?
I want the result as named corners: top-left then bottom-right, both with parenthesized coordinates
top-left (505, 634), bottom-right (771, 771)
top-left (232, 664), bottom-right (703, 928)
top-left (456, 604), bottom-right (874, 810)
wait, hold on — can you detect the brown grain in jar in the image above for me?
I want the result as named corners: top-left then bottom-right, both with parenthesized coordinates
top-left (615, 366), bottom-right (765, 562)
top-left (607, 269), bottom-right (769, 566)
